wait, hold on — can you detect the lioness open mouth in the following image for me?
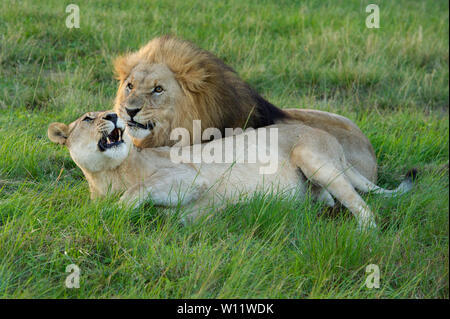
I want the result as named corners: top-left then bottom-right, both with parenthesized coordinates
top-left (98, 127), bottom-right (124, 152)
top-left (127, 120), bottom-right (154, 130)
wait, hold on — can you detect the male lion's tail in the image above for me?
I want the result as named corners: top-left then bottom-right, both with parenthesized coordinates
top-left (345, 168), bottom-right (418, 197)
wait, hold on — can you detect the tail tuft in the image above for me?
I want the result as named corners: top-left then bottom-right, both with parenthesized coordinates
top-left (394, 168), bottom-right (418, 195)
top-left (405, 168), bottom-right (418, 182)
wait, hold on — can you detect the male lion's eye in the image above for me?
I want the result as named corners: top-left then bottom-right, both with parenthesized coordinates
top-left (127, 82), bottom-right (134, 90)
top-left (153, 86), bottom-right (163, 93)
top-left (83, 116), bottom-right (94, 122)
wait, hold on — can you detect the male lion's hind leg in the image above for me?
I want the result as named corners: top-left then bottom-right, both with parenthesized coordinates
top-left (310, 184), bottom-right (335, 207)
top-left (281, 108), bottom-right (378, 182)
top-left (315, 188), bottom-right (335, 207)
top-left (291, 143), bottom-right (377, 230)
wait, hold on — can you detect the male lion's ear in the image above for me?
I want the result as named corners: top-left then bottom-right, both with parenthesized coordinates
top-left (177, 68), bottom-right (209, 94)
top-left (48, 122), bottom-right (69, 145)
top-left (113, 55), bottom-right (129, 81)
top-left (114, 54), bottom-right (139, 82)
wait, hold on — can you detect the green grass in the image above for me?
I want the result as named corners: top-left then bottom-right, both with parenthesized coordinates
top-left (0, 0), bottom-right (448, 298)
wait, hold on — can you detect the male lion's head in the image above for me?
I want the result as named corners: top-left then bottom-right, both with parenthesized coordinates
top-left (113, 36), bottom-right (287, 148)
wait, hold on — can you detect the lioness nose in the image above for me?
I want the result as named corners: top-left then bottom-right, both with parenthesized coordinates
top-left (125, 107), bottom-right (141, 119)
top-left (104, 113), bottom-right (118, 125)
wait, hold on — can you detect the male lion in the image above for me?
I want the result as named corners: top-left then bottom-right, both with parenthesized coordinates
top-left (113, 36), bottom-right (377, 182)
top-left (48, 111), bottom-right (415, 229)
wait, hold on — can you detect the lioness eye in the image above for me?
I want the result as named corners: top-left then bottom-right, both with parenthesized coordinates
top-left (153, 86), bottom-right (163, 93)
top-left (83, 116), bottom-right (94, 122)
top-left (127, 82), bottom-right (134, 90)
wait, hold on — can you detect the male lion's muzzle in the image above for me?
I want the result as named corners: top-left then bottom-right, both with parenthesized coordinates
top-left (122, 106), bottom-right (155, 132)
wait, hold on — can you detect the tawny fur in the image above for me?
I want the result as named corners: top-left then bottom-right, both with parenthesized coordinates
top-left (48, 112), bottom-right (415, 229)
top-left (113, 36), bottom-right (377, 182)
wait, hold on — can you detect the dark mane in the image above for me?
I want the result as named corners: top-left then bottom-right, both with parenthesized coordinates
top-left (251, 89), bottom-right (289, 127)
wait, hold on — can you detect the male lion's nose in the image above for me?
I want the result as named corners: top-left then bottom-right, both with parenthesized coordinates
top-left (125, 107), bottom-right (141, 119)
top-left (104, 113), bottom-right (118, 125)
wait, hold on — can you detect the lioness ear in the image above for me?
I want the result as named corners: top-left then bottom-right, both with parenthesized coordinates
top-left (48, 122), bottom-right (69, 145)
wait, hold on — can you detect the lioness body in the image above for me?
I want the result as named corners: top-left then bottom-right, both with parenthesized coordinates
top-left (85, 126), bottom-right (307, 211)
top-left (48, 112), bottom-right (414, 228)
top-left (113, 36), bottom-right (377, 183)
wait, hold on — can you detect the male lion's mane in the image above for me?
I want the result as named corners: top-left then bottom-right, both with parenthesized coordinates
top-left (113, 36), bottom-right (288, 143)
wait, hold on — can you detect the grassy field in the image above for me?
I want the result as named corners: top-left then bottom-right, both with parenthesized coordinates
top-left (0, 0), bottom-right (448, 298)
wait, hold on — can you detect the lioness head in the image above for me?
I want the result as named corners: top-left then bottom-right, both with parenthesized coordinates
top-left (48, 111), bottom-right (130, 172)
top-left (113, 36), bottom-right (287, 149)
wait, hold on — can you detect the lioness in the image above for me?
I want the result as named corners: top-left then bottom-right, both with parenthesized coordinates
top-left (113, 36), bottom-right (377, 182)
top-left (48, 111), bottom-right (415, 229)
